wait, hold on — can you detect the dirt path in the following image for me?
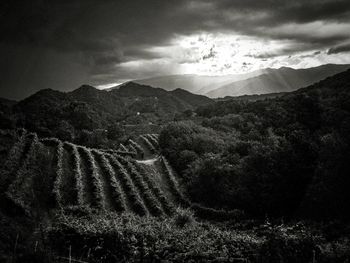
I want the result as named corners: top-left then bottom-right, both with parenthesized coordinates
top-left (136, 156), bottom-right (159, 165)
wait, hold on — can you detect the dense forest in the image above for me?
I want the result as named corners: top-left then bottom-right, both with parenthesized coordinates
top-left (160, 69), bottom-right (350, 220)
top-left (0, 70), bottom-right (350, 262)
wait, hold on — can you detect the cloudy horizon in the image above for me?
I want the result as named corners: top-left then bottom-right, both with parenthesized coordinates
top-left (1, 0), bottom-right (350, 99)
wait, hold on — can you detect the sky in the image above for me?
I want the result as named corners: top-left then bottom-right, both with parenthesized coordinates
top-left (1, 0), bottom-right (350, 99)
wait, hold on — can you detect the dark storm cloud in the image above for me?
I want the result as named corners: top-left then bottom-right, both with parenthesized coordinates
top-left (1, 0), bottom-right (350, 99)
top-left (94, 55), bottom-right (123, 66)
top-left (215, 0), bottom-right (350, 24)
top-left (123, 48), bottom-right (164, 61)
top-left (292, 51), bottom-right (323, 59)
top-left (3, 0), bottom-right (349, 57)
top-left (328, 43), bottom-right (350, 54)
top-left (246, 46), bottom-right (323, 59)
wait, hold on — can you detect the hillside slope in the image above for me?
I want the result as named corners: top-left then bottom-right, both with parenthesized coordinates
top-left (161, 69), bottom-right (350, 220)
top-left (0, 130), bottom-right (241, 220)
top-left (12, 82), bottom-right (213, 138)
top-left (207, 64), bottom-right (350, 98)
top-left (113, 81), bottom-right (212, 111)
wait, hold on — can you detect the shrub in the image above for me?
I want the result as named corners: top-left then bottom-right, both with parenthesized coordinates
top-left (173, 207), bottom-right (195, 228)
top-left (6, 134), bottom-right (39, 213)
top-left (0, 129), bottom-right (27, 192)
top-left (47, 212), bottom-right (263, 262)
top-left (259, 225), bottom-right (318, 263)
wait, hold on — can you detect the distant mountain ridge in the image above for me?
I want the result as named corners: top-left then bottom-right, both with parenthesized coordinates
top-left (131, 64), bottom-right (350, 98)
top-left (207, 64), bottom-right (350, 98)
top-left (11, 82), bottom-right (213, 136)
top-left (0, 97), bottom-right (16, 105)
top-left (133, 69), bottom-right (269, 94)
top-left (19, 81), bottom-right (212, 112)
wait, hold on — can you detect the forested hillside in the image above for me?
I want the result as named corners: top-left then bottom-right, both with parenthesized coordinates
top-left (0, 82), bottom-right (212, 148)
top-left (0, 70), bottom-right (350, 262)
top-left (0, 129), bottom-right (242, 220)
top-left (160, 69), bottom-right (350, 220)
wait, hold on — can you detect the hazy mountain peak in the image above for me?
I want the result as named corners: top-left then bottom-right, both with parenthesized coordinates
top-left (130, 64), bottom-right (350, 98)
top-left (30, 88), bottom-right (64, 98)
top-left (113, 81), bottom-right (168, 97)
top-left (171, 88), bottom-right (191, 94)
top-left (74, 84), bottom-right (99, 92)
top-left (206, 64), bottom-right (350, 98)
top-left (80, 84), bottom-right (96, 88)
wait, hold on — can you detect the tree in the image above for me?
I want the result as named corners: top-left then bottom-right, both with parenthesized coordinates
top-left (56, 120), bottom-right (75, 141)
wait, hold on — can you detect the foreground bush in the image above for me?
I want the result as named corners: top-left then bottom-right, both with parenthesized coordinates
top-left (47, 211), bottom-right (262, 262)
top-left (45, 211), bottom-right (350, 263)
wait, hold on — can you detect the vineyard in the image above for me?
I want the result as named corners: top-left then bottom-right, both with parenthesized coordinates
top-left (0, 130), bottom-right (242, 220)
top-left (1, 69), bottom-right (349, 262)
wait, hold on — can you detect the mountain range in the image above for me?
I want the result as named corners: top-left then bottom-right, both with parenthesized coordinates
top-left (133, 69), bottom-right (268, 95)
top-left (133, 64), bottom-right (350, 98)
top-left (0, 82), bottom-right (212, 138)
top-left (2, 63), bottom-right (350, 139)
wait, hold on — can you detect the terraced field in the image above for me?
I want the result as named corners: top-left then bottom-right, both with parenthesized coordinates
top-left (1, 130), bottom-right (242, 220)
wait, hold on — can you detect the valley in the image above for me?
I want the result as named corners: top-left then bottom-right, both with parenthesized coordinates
top-left (0, 69), bottom-right (350, 262)
top-left (2, 1), bottom-right (350, 262)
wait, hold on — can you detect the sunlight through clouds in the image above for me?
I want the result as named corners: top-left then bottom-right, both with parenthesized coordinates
top-left (115, 31), bottom-right (350, 80)
top-left (122, 33), bottom-right (313, 76)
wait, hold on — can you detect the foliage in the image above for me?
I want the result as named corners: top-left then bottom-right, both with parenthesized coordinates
top-left (65, 143), bottom-right (86, 207)
top-left (46, 211), bottom-right (349, 263)
top-left (140, 135), bottom-right (157, 154)
top-left (7, 82), bottom-right (212, 150)
top-left (6, 134), bottom-right (40, 213)
top-left (160, 70), bottom-right (350, 220)
top-left (93, 150), bottom-right (127, 212)
top-left (47, 211), bottom-right (263, 263)
top-left (173, 207), bottom-right (195, 228)
top-left (119, 158), bottom-right (164, 216)
top-left (53, 141), bottom-right (64, 207)
top-left (78, 147), bottom-right (105, 209)
top-left (1, 71), bottom-right (350, 262)
top-left (107, 155), bottom-right (148, 216)
top-left (0, 129), bottom-right (27, 192)
top-left (136, 163), bottom-right (175, 215)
